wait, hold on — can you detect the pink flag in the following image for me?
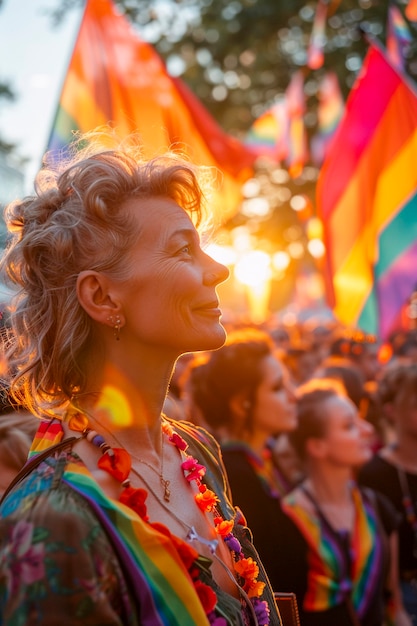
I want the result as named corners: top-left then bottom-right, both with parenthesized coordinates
top-left (307, 0), bottom-right (328, 70)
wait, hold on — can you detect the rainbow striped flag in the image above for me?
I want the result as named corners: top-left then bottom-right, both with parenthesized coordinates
top-left (386, 4), bottom-right (412, 71)
top-left (317, 41), bottom-right (417, 338)
top-left (244, 98), bottom-right (288, 162)
top-left (47, 0), bottom-right (256, 223)
top-left (285, 71), bottom-right (309, 178)
top-left (311, 71), bottom-right (344, 165)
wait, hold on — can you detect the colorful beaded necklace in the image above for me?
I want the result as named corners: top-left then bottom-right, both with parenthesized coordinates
top-left (65, 406), bottom-right (271, 626)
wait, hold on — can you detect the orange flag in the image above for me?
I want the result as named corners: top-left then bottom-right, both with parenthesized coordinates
top-left (48, 0), bottom-right (256, 223)
top-left (406, 0), bottom-right (417, 21)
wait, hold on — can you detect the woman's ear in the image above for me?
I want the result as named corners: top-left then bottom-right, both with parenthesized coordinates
top-left (229, 392), bottom-right (251, 420)
top-left (305, 437), bottom-right (327, 460)
top-left (77, 270), bottom-right (121, 325)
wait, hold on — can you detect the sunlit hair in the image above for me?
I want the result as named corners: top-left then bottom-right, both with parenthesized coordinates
top-left (377, 361), bottom-right (417, 411)
top-left (289, 378), bottom-right (347, 461)
top-left (191, 327), bottom-right (275, 435)
top-left (1, 128), bottom-right (215, 417)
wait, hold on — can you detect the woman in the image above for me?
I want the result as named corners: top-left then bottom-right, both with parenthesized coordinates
top-left (0, 131), bottom-right (280, 626)
top-left (359, 362), bottom-right (417, 624)
top-left (272, 379), bottom-right (410, 626)
top-left (188, 327), bottom-right (298, 591)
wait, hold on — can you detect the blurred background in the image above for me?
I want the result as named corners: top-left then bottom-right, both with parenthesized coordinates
top-left (1, 0), bottom-right (416, 328)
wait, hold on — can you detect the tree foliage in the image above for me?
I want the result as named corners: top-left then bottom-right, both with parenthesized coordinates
top-left (108, 0), bottom-right (417, 135)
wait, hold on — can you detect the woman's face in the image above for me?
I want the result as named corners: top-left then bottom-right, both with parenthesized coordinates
top-left (319, 395), bottom-right (374, 467)
top-left (115, 197), bottom-right (229, 355)
top-left (393, 392), bottom-right (417, 438)
top-left (252, 355), bottom-right (297, 436)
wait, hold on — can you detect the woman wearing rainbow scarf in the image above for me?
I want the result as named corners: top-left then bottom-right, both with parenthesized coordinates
top-left (270, 379), bottom-right (410, 626)
top-left (0, 130), bottom-right (280, 626)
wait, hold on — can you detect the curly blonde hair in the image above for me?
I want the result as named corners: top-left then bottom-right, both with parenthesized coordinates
top-left (1, 130), bottom-right (212, 417)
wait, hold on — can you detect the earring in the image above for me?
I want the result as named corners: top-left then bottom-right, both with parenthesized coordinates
top-left (107, 315), bottom-right (122, 341)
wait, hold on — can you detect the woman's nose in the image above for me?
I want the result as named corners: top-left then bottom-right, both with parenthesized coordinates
top-left (204, 257), bottom-right (229, 286)
top-left (359, 417), bottom-right (374, 436)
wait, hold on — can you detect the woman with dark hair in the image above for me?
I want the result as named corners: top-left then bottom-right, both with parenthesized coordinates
top-left (189, 327), bottom-right (298, 591)
top-left (0, 130), bottom-right (280, 626)
top-left (271, 379), bottom-right (409, 625)
top-left (359, 362), bottom-right (417, 624)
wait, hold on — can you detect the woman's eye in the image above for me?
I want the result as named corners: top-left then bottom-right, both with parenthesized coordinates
top-left (176, 244), bottom-right (191, 256)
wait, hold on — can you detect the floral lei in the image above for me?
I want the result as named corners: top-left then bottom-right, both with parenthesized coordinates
top-left (66, 409), bottom-right (270, 626)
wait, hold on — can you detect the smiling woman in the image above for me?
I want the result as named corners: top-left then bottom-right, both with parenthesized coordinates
top-left (0, 128), bottom-right (281, 626)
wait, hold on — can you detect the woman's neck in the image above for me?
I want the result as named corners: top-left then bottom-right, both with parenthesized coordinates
top-left (304, 467), bottom-right (353, 505)
top-left (73, 360), bottom-right (170, 451)
top-left (384, 437), bottom-right (417, 473)
top-left (232, 429), bottom-right (270, 457)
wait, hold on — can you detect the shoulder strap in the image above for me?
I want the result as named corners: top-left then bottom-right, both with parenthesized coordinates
top-left (0, 436), bottom-right (80, 506)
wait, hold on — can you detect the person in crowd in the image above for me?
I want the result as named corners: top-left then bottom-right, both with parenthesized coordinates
top-left (359, 362), bottom-right (417, 624)
top-left (271, 379), bottom-right (410, 626)
top-left (0, 130), bottom-right (280, 626)
top-left (188, 326), bottom-right (299, 590)
top-left (329, 330), bottom-right (382, 385)
top-left (282, 341), bottom-right (318, 386)
top-left (387, 330), bottom-right (417, 364)
top-left (315, 356), bottom-right (366, 412)
top-left (0, 409), bottom-right (38, 496)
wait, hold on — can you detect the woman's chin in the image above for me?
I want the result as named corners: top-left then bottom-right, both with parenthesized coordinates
top-left (195, 326), bottom-right (227, 352)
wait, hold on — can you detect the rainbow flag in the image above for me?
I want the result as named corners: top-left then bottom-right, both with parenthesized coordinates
top-left (386, 4), bottom-right (412, 71)
top-left (317, 41), bottom-right (417, 338)
top-left (285, 71), bottom-right (309, 178)
top-left (244, 98), bottom-right (288, 162)
top-left (47, 0), bottom-right (256, 223)
top-left (281, 486), bottom-right (383, 616)
top-left (311, 71), bottom-right (344, 165)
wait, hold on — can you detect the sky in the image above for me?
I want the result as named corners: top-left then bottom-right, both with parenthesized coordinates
top-left (0, 0), bottom-right (84, 192)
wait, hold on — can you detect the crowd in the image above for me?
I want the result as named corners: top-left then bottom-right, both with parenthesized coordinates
top-left (0, 129), bottom-right (416, 626)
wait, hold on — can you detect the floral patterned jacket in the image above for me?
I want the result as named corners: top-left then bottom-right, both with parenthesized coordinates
top-left (0, 418), bottom-right (281, 626)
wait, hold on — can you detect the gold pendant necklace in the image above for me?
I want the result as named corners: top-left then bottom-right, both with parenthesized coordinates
top-left (72, 400), bottom-right (171, 502)
top-left (130, 452), bottom-right (171, 502)
top-left (125, 428), bottom-right (171, 502)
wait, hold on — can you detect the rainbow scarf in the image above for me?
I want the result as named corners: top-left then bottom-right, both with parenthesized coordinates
top-left (28, 419), bottom-right (210, 626)
top-left (222, 440), bottom-right (292, 499)
top-left (281, 485), bottom-right (383, 618)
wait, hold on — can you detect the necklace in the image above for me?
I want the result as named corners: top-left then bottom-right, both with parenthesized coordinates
top-left (124, 432), bottom-right (171, 502)
top-left (75, 402), bottom-right (172, 502)
top-left (129, 464), bottom-right (219, 555)
top-left (64, 405), bottom-right (271, 626)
